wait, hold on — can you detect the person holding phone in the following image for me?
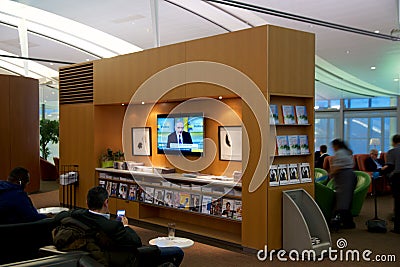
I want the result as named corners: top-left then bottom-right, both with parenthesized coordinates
top-left (0, 167), bottom-right (47, 224)
top-left (53, 186), bottom-right (184, 267)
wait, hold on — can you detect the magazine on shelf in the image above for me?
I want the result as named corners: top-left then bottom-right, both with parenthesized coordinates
top-left (269, 104), bottom-right (279, 125)
top-left (163, 190), bottom-right (174, 207)
top-left (276, 135), bottom-right (290, 156)
top-left (234, 200), bottom-right (242, 220)
top-left (137, 186), bottom-right (145, 202)
top-left (154, 188), bottom-right (165, 205)
top-left (201, 195), bottom-right (213, 214)
top-left (288, 164), bottom-right (300, 184)
top-left (221, 198), bottom-right (235, 218)
top-left (300, 163), bottom-right (312, 183)
top-left (118, 183), bottom-right (128, 199)
top-left (99, 173), bottom-right (106, 179)
top-left (189, 194), bottom-right (201, 212)
top-left (99, 180), bottom-right (106, 188)
top-left (278, 164), bottom-right (289, 185)
top-left (172, 191), bottom-right (181, 208)
top-left (105, 181), bottom-right (112, 196)
top-left (295, 105), bottom-right (309, 124)
top-left (210, 197), bottom-right (223, 216)
top-left (144, 187), bottom-right (155, 203)
top-left (299, 135), bottom-right (310, 154)
top-left (288, 135), bottom-right (301, 155)
top-left (269, 165), bottom-right (279, 186)
top-left (110, 182), bottom-right (119, 197)
top-left (282, 105), bottom-right (296, 124)
top-left (178, 192), bottom-right (191, 210)
top-left (128, 184), bottom-right (138, 201)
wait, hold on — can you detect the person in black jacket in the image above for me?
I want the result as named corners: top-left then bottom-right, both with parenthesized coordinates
top-left (54, 186), bottom-right (183, 267)
top-left (315, 145), bottom-right (329, 169)
top-left (0, 167), bottom-right (47, 224)
top-left (364, 149), bottom-right (385, 172)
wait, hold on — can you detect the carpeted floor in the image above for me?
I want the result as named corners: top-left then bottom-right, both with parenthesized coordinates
top-left (29, 190), bottom-right (400, 267)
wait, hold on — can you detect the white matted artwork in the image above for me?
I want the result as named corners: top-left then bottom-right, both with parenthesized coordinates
top-left (132, 127), bottom-right (152, 156)
top-left (219, 126), bottom-right (242, 161)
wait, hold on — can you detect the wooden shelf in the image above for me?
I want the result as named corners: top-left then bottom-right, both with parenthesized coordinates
top-left (274, 153), bottom-right (311, 157)
top-left (140, 216), bottom-right (242, 244)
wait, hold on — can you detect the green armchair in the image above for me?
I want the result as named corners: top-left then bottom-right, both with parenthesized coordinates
top-left (315, 171), bottom-right (371, 222)
top-left (315, 168), bottom-right (329, 184)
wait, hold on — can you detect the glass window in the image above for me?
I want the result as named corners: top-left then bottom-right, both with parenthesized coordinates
top-left (348, 98), bottom-right (369, 108)
top-left (315, 112), bottom-right (340, 155)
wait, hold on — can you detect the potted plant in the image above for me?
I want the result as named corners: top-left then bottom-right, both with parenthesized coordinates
top-left (100, 148), bottom-right (114, 168)
top-left (113, 150), bottom-right (125, 169)
top-left (39, 119), bottom-right (59, 160)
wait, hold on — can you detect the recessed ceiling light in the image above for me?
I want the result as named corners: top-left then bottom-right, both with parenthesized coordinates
top-left (346, 50), bottom-right (350, 54)
top-left (146, 28), bottom-right (150, 32)
top-left (394, 78), bottom-right (399, 82)
top-left (374, 30), bottom-right (380, 33)
top-left (218, 96), bottom-right (222, 100)
top-left (141, 101), bottom-right (145, 105)
top-left (121, 103), bottom-right (125, 106)
top-left (86, 59), bottom-right (90, 61)
top-left (49, 63), bottom-right (54, 66)
top-left (370, 66), bottom-right (376, 70)
top-left (51, 91), bottom-right (55, 95)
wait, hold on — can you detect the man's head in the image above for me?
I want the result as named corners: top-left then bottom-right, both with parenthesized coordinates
top-left (87, 186), bottom-right (109, 213)
top-left (175, 121), bottom-right (184, 134)
top-left (8, 167), bottom-right (30, 189)
top-left (369, 149), bottom-right (379, 160)
top-left (392, 134), bottom-right (400, 146)
top-left (320, 145), bottom-right (327, 153)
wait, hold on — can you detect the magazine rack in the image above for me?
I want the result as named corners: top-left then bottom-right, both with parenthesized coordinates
top-left (282, 189), bottom-right (331, 256)
top-left (60, 165), bottom-right (79, 209)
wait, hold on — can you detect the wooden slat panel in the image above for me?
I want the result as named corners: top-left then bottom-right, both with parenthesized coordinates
top-left (60, 63), bottom-right (93, 104)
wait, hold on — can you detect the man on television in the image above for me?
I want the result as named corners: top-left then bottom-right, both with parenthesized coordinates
top-left (166, 120), bottom-right (192, 148)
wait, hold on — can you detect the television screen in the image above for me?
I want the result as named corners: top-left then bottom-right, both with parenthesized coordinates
top-left (157, 113), bottom-right (204, 156)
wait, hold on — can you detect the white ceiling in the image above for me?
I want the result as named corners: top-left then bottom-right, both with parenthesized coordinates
top-left (0, 0), bottom-right (399, 100)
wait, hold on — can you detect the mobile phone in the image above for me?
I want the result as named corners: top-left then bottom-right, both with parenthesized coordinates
top-left (116, 210), bottom-right (126, 221)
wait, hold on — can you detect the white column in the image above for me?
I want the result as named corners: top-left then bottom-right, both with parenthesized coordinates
top-left (150, 0), bottom-right (160, 47)
top-left (18, 18), bottom-right (29, 76)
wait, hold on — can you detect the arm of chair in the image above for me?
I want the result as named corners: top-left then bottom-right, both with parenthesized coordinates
top-left (136, 245), bottom-right (161, 267)
top-left (314, 182), bottom-right (335, 223)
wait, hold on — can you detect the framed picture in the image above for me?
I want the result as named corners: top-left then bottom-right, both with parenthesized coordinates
top-left (132, 127), bottom-right (152, 156)
top-left (218, 126), bottom-right (242, 161)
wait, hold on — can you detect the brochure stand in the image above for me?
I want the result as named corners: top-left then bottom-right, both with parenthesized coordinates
top-left (60, 165), bottom-right (79, 209)
top-left (283, 189), bottom-right (331, 256)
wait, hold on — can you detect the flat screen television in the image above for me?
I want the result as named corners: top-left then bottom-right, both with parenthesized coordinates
top-left (157, 113), bottom-right (204, 156)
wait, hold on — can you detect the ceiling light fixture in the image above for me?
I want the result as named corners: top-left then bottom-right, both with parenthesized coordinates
top-left (394, 78), bottom-right (399, 82)
top-left (370, 66), bottom-right (376, 70)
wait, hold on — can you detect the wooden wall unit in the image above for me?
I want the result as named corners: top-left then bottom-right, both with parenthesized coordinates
top-left (59, 25), bottom-right (314, 250)
top-left (0, 74), bottom-right (40, 193)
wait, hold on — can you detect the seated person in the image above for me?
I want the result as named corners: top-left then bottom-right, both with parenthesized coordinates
top-left (53, 186), bottom-right (184, 267)
top-left (315, 145), bottom-right (329, 169)
top-left (0, 167), bottom-right (47, 224)
top-left (365, 149), bottom-right (385, 173)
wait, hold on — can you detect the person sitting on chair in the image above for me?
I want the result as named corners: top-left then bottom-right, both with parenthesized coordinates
top-left (0, 167), bottom-right (47, 224)
top-left (315, 145), bottom-right (329, 169)
top-left (53, 186), bottom-right (184, 266)
top-left (365, 149), bottom-right (385, 173)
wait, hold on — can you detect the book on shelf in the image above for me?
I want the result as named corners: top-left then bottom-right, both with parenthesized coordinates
top-left (154, 188), bottom-right (165, 205)
top-left (201, 186), bottom-right (212, 193)
top-left (210, 197), bottom-right (223, 216)
top-left (269, 165), bottom-right (279, 186)
top-left (269, 104), bottom-right (279, 125)
top-left (300, 163), bottom-right (312, 183)
top-left (128, 184), bottom-right (138, 201)
top-left (282, 105), bottom-right (296, 124)
top-left (288, 135), bottom-right (301, 155)
top-left (276, 135), bottom-right (290, 155)
top-left (295, 105), bottom-right (309, 124)
top-left (178, 192), bottom-right (191, 210)
top-left (163, 190), bottom-right (174, 207)
top-left (118, 183), bottom-right (128, 199)
top-left (110, 182), bottom-right (119, 197)
top-left (137, 186), bottom-right (145, 202)
top-left (144, 187), bottom-right (155, 203)
top-left (278, 164), bottom-right (289, 185)
top-left (234, 200), bottom-right (242, 220)
top-left (288, 164), bottom-right (300, 184)
top-left (105, 181), bottom-right (112, 196)
top-left (201, 195), bottom-right (213, 214)
top-left (189, 194), bottom-right (201, 212)
top-left (99, 180), bottom-right (106, 188)
top-left (221, 198), bottom-right (235, 218)
top-left (99, 173), bottom-right (106, 179)
top-left (299, 135), bottom-right (310, 154)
